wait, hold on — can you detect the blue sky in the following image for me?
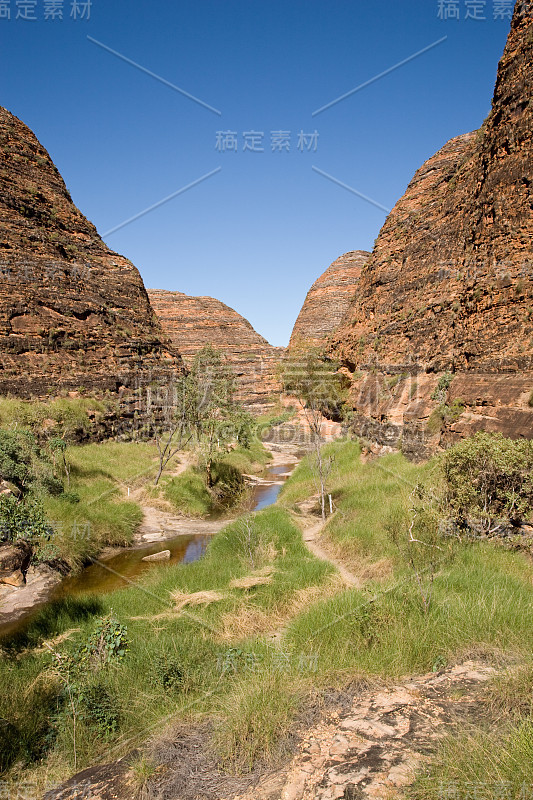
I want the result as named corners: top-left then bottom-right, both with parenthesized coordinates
top-left (1, 0), bottom-right (514, 345)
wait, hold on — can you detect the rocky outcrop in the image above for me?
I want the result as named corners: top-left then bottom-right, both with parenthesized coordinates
top-left (329, 2), bottom-right (533, 454)
top-left (148, 290), bottom-right (283, 412)
top-left (289, 250), bottom-right (369, 350)
top-left (43, 660), bottom-right (496, 800)
top-left (0, 107), bottom-right (182, 398)
top-left (0, 540), bottom-right (31, 586)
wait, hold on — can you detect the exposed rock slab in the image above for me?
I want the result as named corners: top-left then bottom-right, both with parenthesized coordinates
top-left (0, 539), bottom-right (32, 585)
top-left (42, 660), bottom-right (496, 800)
top-left (289, 251), bottom-right (369, 350)
top-left (329, 4), bottom-right (533, 449)
top-left (148, 289), bottom-right (283, 412)
top-left (0, 563), bottom-right (61, 631)
top-left (0, 107), bottom-right (182, 397)
top-left (224, 661), bottom-right (496, 800)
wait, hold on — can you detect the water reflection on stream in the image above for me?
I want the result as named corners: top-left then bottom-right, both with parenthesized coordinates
top-left (0, 458), bottom-right (297, 635)
top-left (50, 533), bottom-right (212, 602)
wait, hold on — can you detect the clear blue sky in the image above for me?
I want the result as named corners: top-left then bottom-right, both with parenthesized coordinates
top-left (1, 0), bottom-right (513, 345)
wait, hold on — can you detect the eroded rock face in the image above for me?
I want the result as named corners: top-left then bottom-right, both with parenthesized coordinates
top-left (148, 290), bottom-right (283, 412)
top-left (289, 251), bottom-right (369, 351)
top-left (0, 107), bottom-right (182, 397)
top-left (329, 3), bottom-right (533, 452)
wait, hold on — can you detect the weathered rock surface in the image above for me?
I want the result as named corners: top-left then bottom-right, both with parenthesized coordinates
top-left (141, 549), bottom-right (171, 562)
top-left (225, 661), bottom-right (496, 800)
top-left (329, 3), bottom-right (533, 453)
top-left (0, 539), bottom-right (31, 586)
top-left (148, 289), bottom-right (283, 412)
top-left (0, 107), bottom-right (182, 397)
top-left (288, 250), bottom-right (369, 351)
top-left (0, 563), bottom-right (61, 632)
top-left (42, 660), bottom-right (496, 800)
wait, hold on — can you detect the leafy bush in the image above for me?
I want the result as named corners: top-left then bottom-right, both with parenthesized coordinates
top-left (427, 399), bottom-right (464, 434)
top-left (431, 372), bottom-right (454, 401)
top-left (0, 429), bottom-right (34, 493)
top-left (78, 683), bottom-right (120, 735)
top-left (77, 613), bottom-right (129, 669)
top-left (0, 495), bottom-right (54, 545)
top-left (0, 428), bottom-right (62, 496)
top-left (442, 432), bottom-right (533, 534)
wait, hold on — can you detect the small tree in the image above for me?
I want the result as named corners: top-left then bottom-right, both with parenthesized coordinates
top-left (189, 346), bottom-right (242, 487)
top-left (280, 346), bottom-right (346, 520)
top-left (153, 375), bottom-right (197, 486)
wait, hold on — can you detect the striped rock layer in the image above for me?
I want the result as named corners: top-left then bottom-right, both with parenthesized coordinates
top-left (148, 290), bottom-right (283, 413)
top-left (329, 2), bottom-right (533, 457)
top-left (0, 107), bottom-right (181, 397)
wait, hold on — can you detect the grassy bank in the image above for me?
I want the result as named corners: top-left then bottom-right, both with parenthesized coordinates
top-left (1, 438), bottom-right (532, 794)
top-left (6, 432), bottom-right (272, 565)
top-left (0, 505), bottom-right (333, 783)
top-left (0, 395), bottom-right (117, 440)
top-left (40, 441), bottom-right (157, 568)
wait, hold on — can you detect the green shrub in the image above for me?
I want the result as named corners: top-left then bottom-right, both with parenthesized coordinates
top-left (0, 429), bottom-right (36, 494)
top-left (77, 613), bottom-right (129, 669)
top-left (427, 399), bottom-right (464, 434)
top-left (0, 428), bottom-right (62, 496)
top-left (0, 495), bottom-right (54, 545)
top-left (431, 372), bottom-right (454, 403)
top-left (441, 432), bottom-right (533, 534)
top-left (78, 683), bottom-right (120, 735)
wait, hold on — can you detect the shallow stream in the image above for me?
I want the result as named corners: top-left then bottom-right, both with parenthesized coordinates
top-left (0, 457), bottom-right (296, 638)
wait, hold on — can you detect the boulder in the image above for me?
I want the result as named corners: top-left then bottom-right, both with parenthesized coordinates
top-left (142, 549), bottom-right (171, 562)
top-left (0, 540), bottom-right (32, 586)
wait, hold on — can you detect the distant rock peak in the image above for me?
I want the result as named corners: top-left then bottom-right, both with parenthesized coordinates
top-left (288, 250), bottom-right (370, 350)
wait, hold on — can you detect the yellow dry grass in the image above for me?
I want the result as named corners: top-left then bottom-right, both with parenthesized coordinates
top-left (218, 574), bottom-right (344, 642)
top-left (170, 589), bottom-right (226, 611)
top-left (230, 566), bottom-right (275, 590)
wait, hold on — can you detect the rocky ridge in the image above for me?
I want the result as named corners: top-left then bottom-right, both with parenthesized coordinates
top-left (328, 2), bottom-right (533, 455)
top-left (0, 107), bottom-right (182, 398)
top-left (288, 250), bottom-right (369, 351)
top-left (148, 289), bottom-right (283, 412)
